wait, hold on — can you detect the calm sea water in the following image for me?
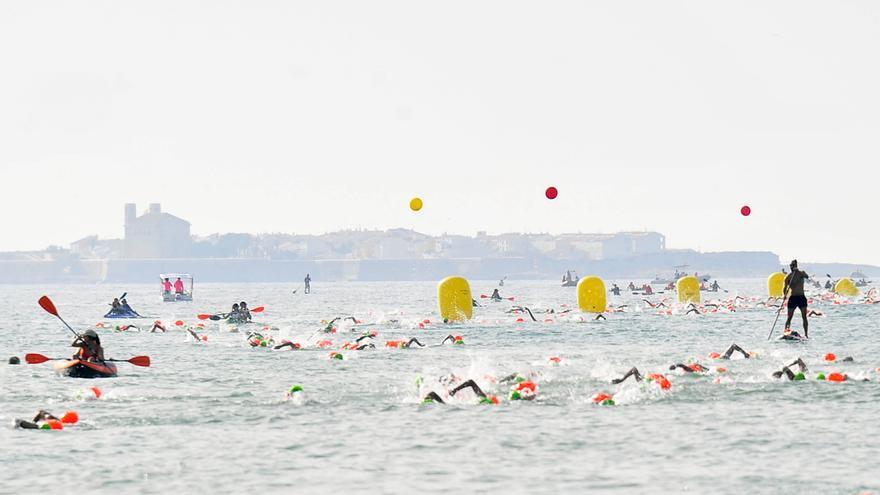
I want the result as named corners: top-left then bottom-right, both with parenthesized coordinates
top-left (1, 280), bottom-right (878, 494)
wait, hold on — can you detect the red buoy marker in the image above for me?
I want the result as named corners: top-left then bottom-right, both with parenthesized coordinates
top-left (545, 187), bottom-right (558, 200)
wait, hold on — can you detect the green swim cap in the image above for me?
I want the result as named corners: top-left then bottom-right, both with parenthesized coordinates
top-left (332, 353), bottom-right (344, 360)
top-left (479, 397), bottom-right (494, 405)
top-left (515, 376), bottom-right (525, 383)
top-left (40, 423), bottom-right (51, 430)
top-left (509, 391), bottom-right (522, 400)
top-left (602, 399), bottom-right (615, 406)
top-left (794, 372), bottom-right (806, 381)
top-left (815, 372), bottom-right (826, 380)
top-left (422, 397), bottom-right (434, 404)
top-left (289, 384), bottom-right (303, 393)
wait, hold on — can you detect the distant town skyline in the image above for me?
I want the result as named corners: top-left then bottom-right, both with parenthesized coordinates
top-left (2, 2), bottom-right (879, 265)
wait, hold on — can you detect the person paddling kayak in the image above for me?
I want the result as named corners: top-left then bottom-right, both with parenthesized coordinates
top-left (783, 259), bottom-right (810, 338)
top-left (72, 329), bottom-right (105, 362)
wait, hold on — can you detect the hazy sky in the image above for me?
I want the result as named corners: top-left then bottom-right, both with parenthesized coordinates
top-left (1, 1), bottom-right (879, 264)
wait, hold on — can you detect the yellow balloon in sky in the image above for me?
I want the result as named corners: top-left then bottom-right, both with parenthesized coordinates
top-left (409, 197), bottom-right (423, 211)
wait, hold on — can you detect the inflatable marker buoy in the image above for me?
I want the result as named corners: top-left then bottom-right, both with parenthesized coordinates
top-left (824, 353), bottom-right (836, 362)
top-left (577, 276), bottom-right (607, 314)
top-left (677, 276), bottom-right (701, 304)
top-left (767, 272), bottom-right (786, 298)
top-left (437, 276), bottom-right (473, 322)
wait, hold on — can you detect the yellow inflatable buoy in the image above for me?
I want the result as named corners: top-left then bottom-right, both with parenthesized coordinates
top-left (767, 272), bottom-right (786, 298)
top-left (437, 276), bottom-right (472, 322)
top-left (409, 197), bottom-right (423, 212)
top-left (834, 278), bottom-right (859, 297)
top-left (677, 276), bottom-right (700, 304)
top-left (577, 276), bottom-right (606, 314)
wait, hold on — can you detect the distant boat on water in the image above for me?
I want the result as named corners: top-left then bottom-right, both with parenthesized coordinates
top-left (651, 265), bottom-right (711, 285)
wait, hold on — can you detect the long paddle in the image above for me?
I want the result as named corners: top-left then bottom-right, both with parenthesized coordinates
top-left (38, 295), bottom-right (80, 339)
top-left (767, 288), bottom-right (789, 340)
top-left (25, 353), bottom-right (151, 367)
top-left (480, 295), bottom-right (515, 301)
top-left (198, 306), bottom-right (264, 321)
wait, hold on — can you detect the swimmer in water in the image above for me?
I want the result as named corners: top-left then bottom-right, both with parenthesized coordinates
top-left (771, 358), bottom-right (808, 380)
top-left (322, 316), bottom-right (359, 333)
top-left (669, 362), bottom-right (709, 373)
top-left (717, 343), bottom-right (751, 360)
top-left (186, 328), bottom-right (206, 342)
top-left (783, 260), bottom-right (810, 338)
top-left (611, 367), bottom-right (643, 384)
top-left (610, 284), bottom-right (621, 296)
top-left (385, 338), bottom-right (427, 349)
top-left (14, 410), bottom-right (62, 429)
top-left (422, 379), bottom-right (492, 404)
top-left (150, 321), bottom-right (166, 333)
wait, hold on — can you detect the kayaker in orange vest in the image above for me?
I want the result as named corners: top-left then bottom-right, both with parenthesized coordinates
top-left (72, 329), bottom-right (105, 362)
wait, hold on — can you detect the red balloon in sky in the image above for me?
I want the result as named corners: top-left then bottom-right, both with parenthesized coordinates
top-left (545, 187), bottom-right (558, 200)
top-left (740, 205), bottom-right (751, 216)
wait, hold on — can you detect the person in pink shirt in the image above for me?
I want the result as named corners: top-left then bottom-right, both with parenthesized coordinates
top-left (163, 278), bottom-right (172, 294)
top-left (174, 277), bottom-right (185, 294)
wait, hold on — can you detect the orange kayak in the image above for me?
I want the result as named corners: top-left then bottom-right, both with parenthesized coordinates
top-left (53, 359), bottom-right (118, 378)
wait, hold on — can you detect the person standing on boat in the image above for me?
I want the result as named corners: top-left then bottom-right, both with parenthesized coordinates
top-left (783, 259), bottom-right (810, 338)
top-left (163, 278), bottom-right (172, 294)
top-left (72, 329), bottom-right (105, 363)
top-left (174, 277), bottom-right (185, 294)
top-left (304, 274), bottom-right (311, 294)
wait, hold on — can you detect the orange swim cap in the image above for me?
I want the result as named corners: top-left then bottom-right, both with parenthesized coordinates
top-left (708, 352), bottom-right (720, 359)
top-left (647, 374), bottom-right (672, 390)
top-left (824, 353), bottom-right (836, 362)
